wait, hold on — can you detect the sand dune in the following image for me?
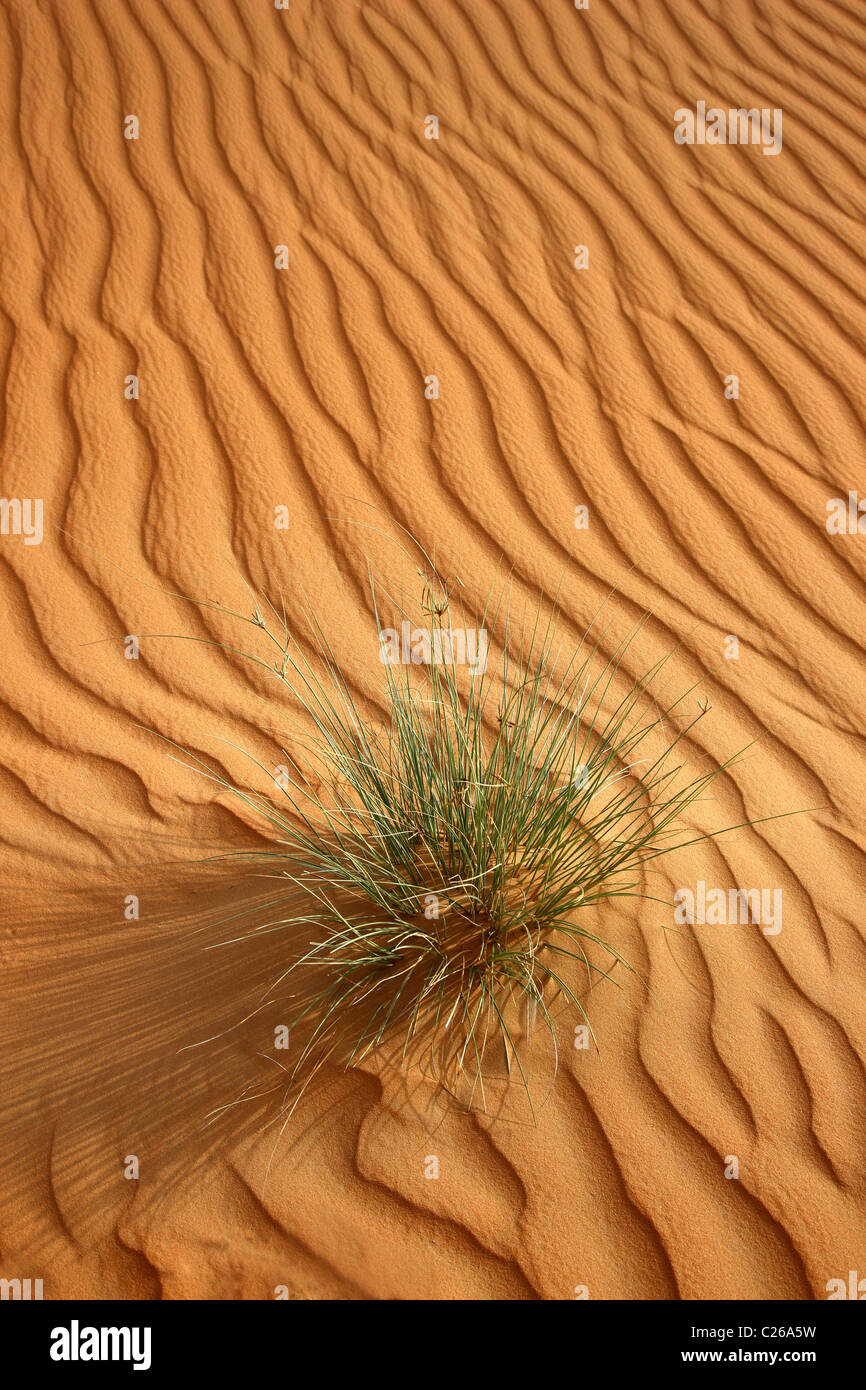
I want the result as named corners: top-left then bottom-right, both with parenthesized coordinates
top-left (1, 0), bottom-right (864, 1299)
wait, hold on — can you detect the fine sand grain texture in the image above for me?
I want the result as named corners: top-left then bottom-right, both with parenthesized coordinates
top-left (1, 0), bottom-right (865, 1300)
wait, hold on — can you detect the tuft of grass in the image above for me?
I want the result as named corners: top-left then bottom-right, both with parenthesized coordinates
top-left (158, 559), bottom-right (774, 1122)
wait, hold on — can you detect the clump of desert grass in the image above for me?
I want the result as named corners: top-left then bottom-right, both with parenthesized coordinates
top-left (163, 558), bottom-right (765, 1122)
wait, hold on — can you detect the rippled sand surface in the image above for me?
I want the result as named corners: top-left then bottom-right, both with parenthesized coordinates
top-left (1, 0), bottom-right (864, 1299)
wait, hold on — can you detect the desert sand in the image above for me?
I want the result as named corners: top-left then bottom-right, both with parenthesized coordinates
top-left (0, 0), bottom-right (865, 1300)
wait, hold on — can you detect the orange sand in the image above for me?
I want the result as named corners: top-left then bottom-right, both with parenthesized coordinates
top-left (0, 0), bottom-right (864, 1300)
